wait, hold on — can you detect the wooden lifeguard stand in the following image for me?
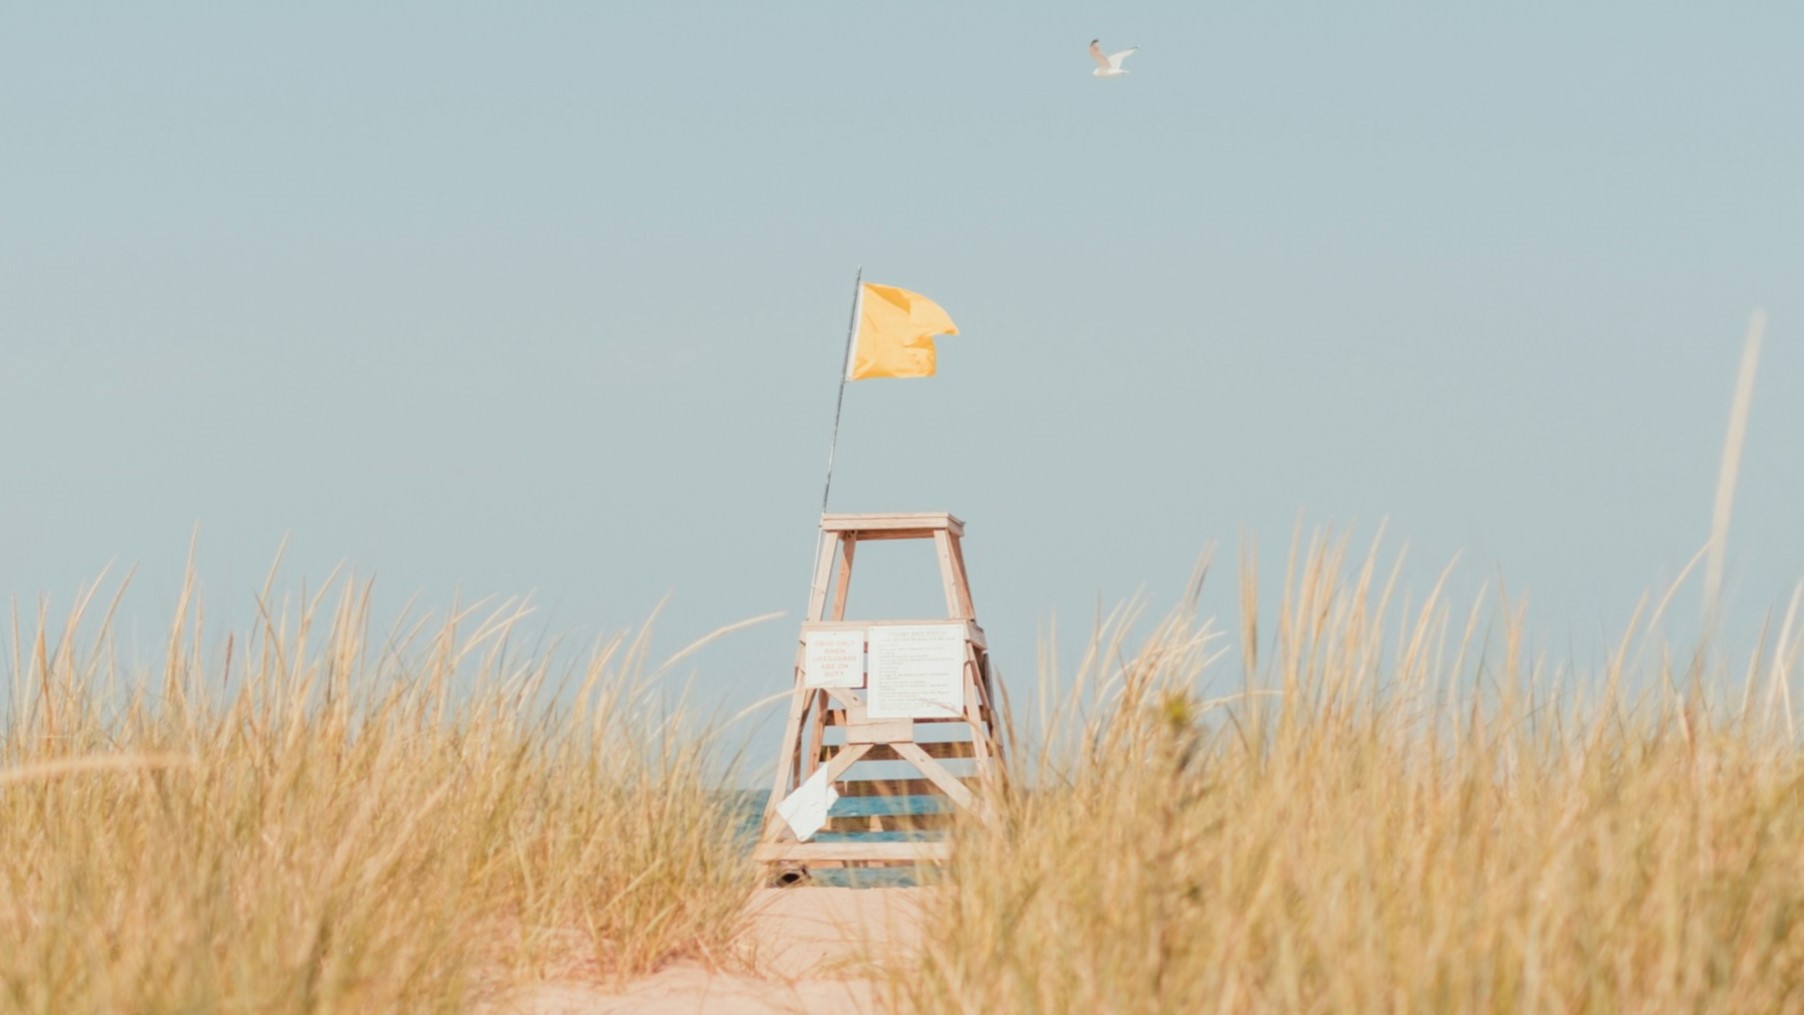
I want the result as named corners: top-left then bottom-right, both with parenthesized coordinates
top-left (755, 512), bottom-right (1008, 876)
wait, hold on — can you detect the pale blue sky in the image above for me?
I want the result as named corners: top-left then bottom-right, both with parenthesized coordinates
top-left (3, 3), bottom-right (1800, 738)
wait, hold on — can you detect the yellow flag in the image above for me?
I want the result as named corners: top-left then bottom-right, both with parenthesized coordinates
top-left (847, 283), bottom-right (959, 381)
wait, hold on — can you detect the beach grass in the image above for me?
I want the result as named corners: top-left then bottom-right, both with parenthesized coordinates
top-left (0, 566), bottom-right (754, 1013)
top-left (880, 531), bottom-right (1804, 1014)
top-left (8, 545), bottom-right (1802, 1014)
top-left (2, 316), bottom-right (1787, 1013)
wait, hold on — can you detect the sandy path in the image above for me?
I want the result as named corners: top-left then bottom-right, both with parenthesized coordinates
top-left (496, 886), bottom-right (929, 1014)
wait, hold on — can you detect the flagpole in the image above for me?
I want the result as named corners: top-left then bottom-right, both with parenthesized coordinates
top-left (808, 267), bottom-right (862, 613)
top-left (820, 266), bottom-right (863, 515)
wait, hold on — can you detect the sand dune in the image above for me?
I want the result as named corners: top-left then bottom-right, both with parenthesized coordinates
top-left (498, 886), bottom-right (928, 1014)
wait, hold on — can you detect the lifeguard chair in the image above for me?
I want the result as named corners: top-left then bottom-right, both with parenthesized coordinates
top-left (754, 512), bottom-right (1008, 878)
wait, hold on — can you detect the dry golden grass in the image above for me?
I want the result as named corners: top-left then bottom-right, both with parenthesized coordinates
top-left (885, 532), bottom-right (1804, 1014)
top-left (4, 312), bottom-right (1784, 1013)
top-left (0, 566), bottom-right (756, 1013)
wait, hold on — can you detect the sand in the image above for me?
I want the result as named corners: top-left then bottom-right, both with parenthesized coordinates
top-left (495, 886), bottom-right (930, 1014)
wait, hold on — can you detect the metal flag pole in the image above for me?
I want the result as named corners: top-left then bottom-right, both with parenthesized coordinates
top-left (807, 267), bottom-right (863, 611)
top-left (820, 266), bottom-right (864, 515)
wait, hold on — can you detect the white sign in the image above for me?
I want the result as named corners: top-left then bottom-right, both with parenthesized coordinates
top-left (776, 765), bottom-right (838, 841)
top-left (866, 624), bottom-right (967, 720)
top-left (804, 629), bottom-right (866, 688)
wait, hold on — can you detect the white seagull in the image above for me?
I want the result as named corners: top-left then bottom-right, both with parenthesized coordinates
top-left (1089, 39), bottom-right (1138, 78)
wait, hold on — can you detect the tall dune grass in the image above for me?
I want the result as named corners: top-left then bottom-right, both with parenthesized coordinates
top-left (0, 568), bottom-right (754, 1012)
top-left (885, 533), bottom-right (1804, 1014)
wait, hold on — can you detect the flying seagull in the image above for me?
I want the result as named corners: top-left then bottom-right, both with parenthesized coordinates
top-left (1089, 39), bottom-right (1138, 78)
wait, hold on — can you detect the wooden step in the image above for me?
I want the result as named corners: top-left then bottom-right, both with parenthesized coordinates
top-left (835, 777), bottom-right (976, 798)
top-left (823, 709), bottom-right (987, 727)
top-left (817, 740), bottom-right (978, 762)
top-left (755, 841), bottom-right (953, 864)
top-left (822, 811), bottom-right (954, 833)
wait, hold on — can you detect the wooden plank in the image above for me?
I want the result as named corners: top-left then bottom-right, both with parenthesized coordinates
top-left (962, 648), bottom-right (987, 742)
top-left (845, 718), bottom-right (913, 744)
top-left (820, 513), bottom-right (963, 535)
top-left (762, 668), bottom-right (812, 828)
top-left (803, 688), bottom-right (829, 778)
top-left (801, 619), bottom-right (986, 651)
top-left (831, 530), bottom-right (934, 542)
top-left (756, 841), bottom-right (954, 864)
top-left (963, 644), bottom-right (993, 765)
top-left (948, 533), bottom-right (976, 619)
top-left (818, 742), bottom-right (872, 783)
top-left (801, 619), bottom-right (969, 629)
top-left (820, 512), bottom-right (955, 527)
top-left (818, 740), bottom-right (976, 762)
top-left (893, 742), bottom-right (980, 811)
top-left (804, 530), bottom-right (839, 622)
top-left (932, 529), bottom-right (967, 619)
top-left (836, 777), bottom-right (972, 798)
top-left (830, 538), bottom-right (856, 621)
top-left (823, 811), bottom-right (955, 833)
